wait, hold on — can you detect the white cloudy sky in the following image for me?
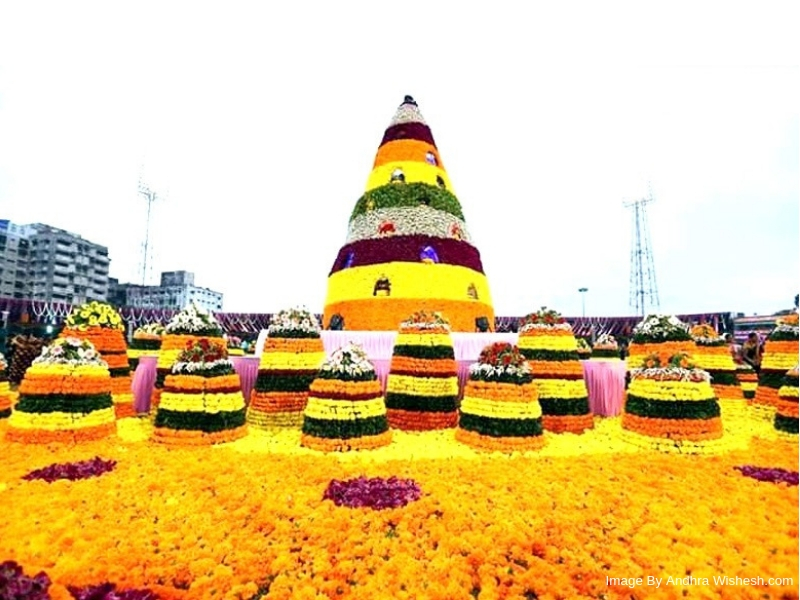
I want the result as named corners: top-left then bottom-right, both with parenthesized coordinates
top-left (0, 2), bottom-right (797, 318)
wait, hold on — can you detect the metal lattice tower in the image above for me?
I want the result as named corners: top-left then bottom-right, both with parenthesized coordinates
top-left (624, 187), bottom-right (660, 316)
top-left (137, 176), bottom-right (162, 286)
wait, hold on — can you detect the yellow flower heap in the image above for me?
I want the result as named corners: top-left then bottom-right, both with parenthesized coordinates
top-left (689, 324), bottom-right (744, 416)
top-left (152, 303), bottom-right (224, 413)
top-left (622, 352), bottom-right (724, 454)
top-left (591, 333), bottom-right (620, 361)
top-left (247, 308), bottom-right (326, 430)
top-left (301, 342), bottom-right (391, 451)
top-left (517, 308), bottom-right (593, 434)
top-left (6, 337), bottom-right (116, 443)
top-left (626, 314), bottom-right (697, 369)
top-left (128, 323), bottom-right (164, 370)
top-left (153, 337), bottom-right (247, 445)
top-left (385, 311), bottom-right (459, 430)
top-left (322, 95), bottom-right (495, 332)
top-left (0, 352), bottom-right (13, 418)
top-left (752, 313), bottom-right (799, 420)
top-left (60, 301), bottom-right (134, 418)
top-left (456, 342), bottom-right (545, 452)
top-left (774, 365), bottom-right (798, 440)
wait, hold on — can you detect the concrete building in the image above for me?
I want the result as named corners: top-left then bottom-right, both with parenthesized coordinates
top-left (0, 220), bottom-right (110, 304)
top-left (109, 271), bottom-right (223, 312)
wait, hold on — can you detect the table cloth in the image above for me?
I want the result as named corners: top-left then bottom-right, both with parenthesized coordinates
top-left (582, 359), bottom-right (627, 416)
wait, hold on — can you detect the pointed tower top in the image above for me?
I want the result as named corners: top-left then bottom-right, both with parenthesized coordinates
top-left (402, 95), bottom-right (417, 106)
top-left (382, 95), bottom-right (436, 147)
top-left (389, 94), bottom-right (428, 128)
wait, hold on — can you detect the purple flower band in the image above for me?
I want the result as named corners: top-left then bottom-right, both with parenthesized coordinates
top-left (323, 476), bottom-right (422, 510)
top-left (734, 465), bottom-right (799, 486)
top-left (68, 582), bottom-right (160, 600)
top-left (23, 457), bottom-right (117, 483)
top-left (329, 235), bottom-right (486, 275)
top-left (380, 122), bottom-right (437, 148)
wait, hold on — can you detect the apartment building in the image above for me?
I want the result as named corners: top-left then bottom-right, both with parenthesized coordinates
top-left (109, 270), bottom-right (223, 312)
top-left (0, 220), bottom-right (110, 304)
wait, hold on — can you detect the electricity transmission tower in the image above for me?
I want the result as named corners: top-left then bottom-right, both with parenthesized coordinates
top-left (624, 187), bottom-right (660, 316)
top-left (137, 177), bottom-right (163, 286)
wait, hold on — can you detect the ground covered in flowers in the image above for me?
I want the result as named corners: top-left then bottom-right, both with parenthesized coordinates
top-left (0, 416), bottom-right (797, 600)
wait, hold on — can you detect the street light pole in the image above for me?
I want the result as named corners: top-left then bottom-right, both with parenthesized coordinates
top-left (578, 287), bottom-right (588, 318)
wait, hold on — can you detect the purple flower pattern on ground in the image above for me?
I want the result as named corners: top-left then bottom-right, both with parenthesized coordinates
top-left (324, 476), bottom-right (422, 510)
top-left (68, 582), bottom-right (159, 600)
top-left (734, 465), bottom-right (799, 486)
top-left (22, 457), bottom-right (117, 483)
top-left (0, 561), bottom-right (51, 600)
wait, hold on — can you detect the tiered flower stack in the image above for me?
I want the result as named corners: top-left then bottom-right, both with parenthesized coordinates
top-left (591, 334), bottom-right (620, 361)
top-left (127, 323), bottom-right (164, 370)
top-left (322, 94), bottom-right (495, 332)
top-left (774, 365), bottom-right (798, 440)
top-left (153, 338), bottom-right (247, 445)
top-left (736, 361), bottom-right (759, 399)
top-left (689, 324), bottom-right (745, 415)
top-left (626, 314), bottom-right (697, 369)
top-left (576, 338), bottom-right (592, 360)
top-left (456, 342), bottom-right (545, 451)
top-left (517, 308), bottom-right (593, 434)
top-left (152, 303), bottom-right (224, 414)
top-left (301, 342), bottom-right (392, 451)
top-left (59, 301), bottom-right (135, 418)
top-left (752, 313), bottom-right (799, 420)
top-left (385, 311), bottom-right (459, 430)
top-left (0, 352), bottom-right (13, 419)
top-left (247, 308), bottom-right (326, 430)
top-left (622, 352), bottom-right (724, 453)
top-left (6, 338), bottom-right (116, 443)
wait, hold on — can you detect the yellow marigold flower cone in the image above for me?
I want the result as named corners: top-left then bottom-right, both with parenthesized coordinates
top-left (753, 315), bottom-right (798, 421)
top-left (773, 366), bottom-right (799, 441)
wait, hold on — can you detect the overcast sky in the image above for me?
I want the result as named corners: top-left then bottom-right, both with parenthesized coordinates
top-left (0, 2), bottom-right (797, 318)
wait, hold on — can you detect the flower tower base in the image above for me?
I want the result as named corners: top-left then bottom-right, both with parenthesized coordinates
top-left (6, 338), bottom-right (116, 443)
top-left (247, 308), bottom-right (326, 430)
top-left (517, 308), bottom-right (593, 434)
top-left (753, 314), bottom-right (798, 421)
top-left (622, 353), bottom-right (724, 454)
top-left (456, 342), bottom-right (545, 452)
top-left (0, 353), bottom-right (13, 418)
top-left (153, 338), bottom-right (247, 445)
top-left (773, 366), bottom-right (798, 441)
top-left (60, 301), bottom-right (134, 419)
top-left (690, 324), bottom-right (745, 417)
top-left (385, 311), bottom-right (459, 431)
top-left (301, 342), bottom-right (392, 451)
top-left (626, 315), bottom-right (697, 370)
top-left (152, 304), bottom-right (225, 415)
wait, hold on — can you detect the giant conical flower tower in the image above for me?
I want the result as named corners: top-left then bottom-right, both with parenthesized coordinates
top-left (322, 95), bottom-right (495, 332)
top-left (752, 313), bottom-right (799, 420)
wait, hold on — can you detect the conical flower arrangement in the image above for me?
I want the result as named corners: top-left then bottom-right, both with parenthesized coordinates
top-left (621, 352), bottom-right (724, 453)
top-left (736, 362), bottom-right (758, 399)
top-left (322, 95), bottom-right (495, 332)
top-left (689, 324), bottom-right (744, 416)
top-left (385, 311), bottom-right (459, 430)
top-left (6, 338), bottom-right (116, 443)
top-left (456, 342), bottom-right (545, 452)
top-left (247, 308), bottom-right (326, 430)
top-left (152, 303), bottom-right (224, 414)
top-left (752, 314), bottom-right (799, 420)
top-left (301, 342), bottom-right (392, 451)
top-left (59, 301), bottom-right (134, 418)
top-left (626, 314), bottom-right (697, 369)
top-left (0, 352), bottom-right (13, 419)
top-left (153, 338), bottom-right (247, 445)
top-left (591, 334), bottom-right (621, 361)
top-left (774, 366), bottom-right (798, 439)
top-left (517, 308), bottom-right (593, 434)
top-left (128, 323), bottom-right (164, 370)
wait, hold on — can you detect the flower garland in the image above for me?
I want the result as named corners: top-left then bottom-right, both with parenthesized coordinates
top-left (773, 366), bottom-right (798, 439)
top-left (323, 476), bottom-right (421, 509)
top-left (622, 353), bottom-right (723, 452)
top-left (753, 318), bottom-right (799, 419)
top-left (248, 308), bottom-right (326, 431)
top-left (301, 342), bottom-right (391, 451)
top-left (61, 301), bottom-right (134, 418)
top-left (591, 333), bottom-right (620, 360)
top-left (153, 338), bottom-right (246, 445)
top-left (385, 314), bottom-right (459, 431)
top-left (6, 339), bottom-right (116, 444)
top-left (457, 342), bottom-right (545, 452)
top-left (64, 300), bottom-right (125, 331)
top-left (517, 308), bottom-right (593, 434)
top-left (0, 352), bottom-right (12, 419)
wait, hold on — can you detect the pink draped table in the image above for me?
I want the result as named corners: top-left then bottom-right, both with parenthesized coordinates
top-left (132, 333), bottom-right (626, 416)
